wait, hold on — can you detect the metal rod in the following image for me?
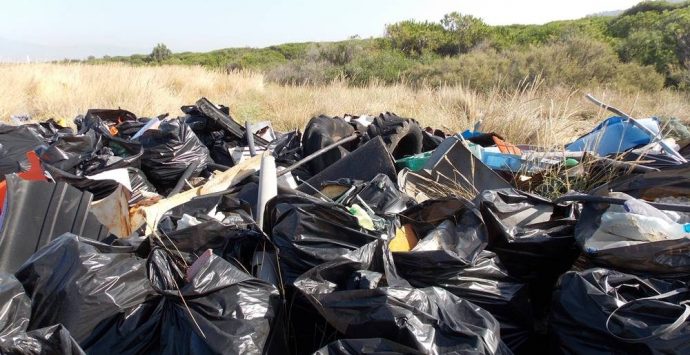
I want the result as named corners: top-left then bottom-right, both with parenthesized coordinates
top-left (596, 156), bottom-right (660, 172)
top-left (245, 121), bottom-right (257, 157)
top-left (277, 133), bottom-right (360, 177)
top-left (553, 194), bottom-right (690, 212)
top-left (585, 94), bottom-right (687, 163)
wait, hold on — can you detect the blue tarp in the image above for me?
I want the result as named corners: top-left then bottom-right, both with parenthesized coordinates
top-left (566, 116), bottom-right (659, 156)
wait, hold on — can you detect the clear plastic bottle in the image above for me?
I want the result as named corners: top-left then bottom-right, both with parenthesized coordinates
top-left (623, 198), bottom-right (674, 223)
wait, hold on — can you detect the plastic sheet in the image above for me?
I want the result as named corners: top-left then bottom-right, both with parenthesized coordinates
top-left (550, 268), bottom-right (690, 354)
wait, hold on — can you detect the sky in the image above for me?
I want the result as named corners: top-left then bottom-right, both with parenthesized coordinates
top-left (0, 0), bottom-right (643, 60)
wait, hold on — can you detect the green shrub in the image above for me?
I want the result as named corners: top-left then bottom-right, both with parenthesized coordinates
top-left (265, 60), bottom-right (341, 85)
top-left (343, 51), bottom-right (416, 85)
top-left (405, 36), bottom-right (665, 91)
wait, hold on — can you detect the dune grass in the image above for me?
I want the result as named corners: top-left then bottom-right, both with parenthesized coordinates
top-left (1, 63), bottom-right (689, 146)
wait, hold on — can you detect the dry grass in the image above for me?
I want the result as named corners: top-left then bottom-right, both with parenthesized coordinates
top-left (1, 63), bottom-right (689, 145)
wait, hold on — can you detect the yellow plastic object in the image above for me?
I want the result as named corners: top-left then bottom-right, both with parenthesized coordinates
top-left (389, 224), bottom-right (418, 252)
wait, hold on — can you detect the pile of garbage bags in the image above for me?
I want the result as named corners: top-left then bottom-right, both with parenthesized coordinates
top-left (1, 96), bottom-right (690, 354)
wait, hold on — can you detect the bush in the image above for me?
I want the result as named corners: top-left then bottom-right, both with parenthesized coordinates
top-left (385, 20), bottom-right (449, 56)
top-left (265, 60), bottom-right (341, 85)
top-left (343, 51), bottom-right (417, 85)
top-left (404, 36), bottom-right (665, 91)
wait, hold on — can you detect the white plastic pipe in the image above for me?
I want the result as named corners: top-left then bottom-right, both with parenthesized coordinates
top-left (256, 153), bottom-right (278, 230)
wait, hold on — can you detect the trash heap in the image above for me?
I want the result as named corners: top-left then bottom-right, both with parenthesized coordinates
top-left (0, 95), bottom-right (689, 354)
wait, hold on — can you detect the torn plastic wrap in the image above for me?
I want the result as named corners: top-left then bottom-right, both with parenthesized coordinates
top-left (478, 188), bottom-right (579, 324)
top-left (394, 198), bottom-right (532, 352)
top-left (314, 338), bottom-right (424, 355)
top-left (550, 268), bottom-right (690, 354)
top-left (15, 234), bottom-right (281, 354)
top-left (136, 118), bottom-right (211, 192)
top-left (264, 194), bottom-right (380, 284)
top-left (294, 240), bottom-right (512, 355)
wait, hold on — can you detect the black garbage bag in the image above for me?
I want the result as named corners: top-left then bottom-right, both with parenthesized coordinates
top-left (398, 198), bottom-right (481, 239)
top-left (314, 338), bottom-right (423, 355)
top-left (354, 174), bottom-right (414, 215)
top-left (128, 167), bottom-right (158, 204)
top-left (141, 214), bottom-right (280, 286)
top-left (38, 126), bottom-right (142, 176)
top-left (0, 124), bottom-right (46, 177)
top-left (264, 194), bottom-right (380, 285)
top-left (86, 248), bottom-right (281, 354)
top-left (392, 198), bottom-right (532, 352)
top-left (0, 273), bottom-right (84, 355)
top-left (393, 198), bottom-right (531, 351)
top-left (0, 273), bottom-right (30, 339)
top-left (478, 188), bottom-right (579, 328)
top-left (294, 240), bottom-right (512, 355)
top-left (182, 104), bottom-right (242, 168)
top-left (15, 234), bottom-right (153, 343)
top-left (365, 113), bottom-right (423, 160)
top-left (550, 268), bottom-right (690, 354)
top-left (0, 324), bottom-right (86, 355)
top-left (136, 118), bottom-right (211, 191)
top-left (301, 115), bottom-right (359, 175)
top-left (16, 233), bottom-right (281, 354)
top-left (575, 174), bottom-right (690, 277)
top-left (589, 163), bottom-right (690, 200)
top-left (114, 119), bottom-right (147, 140)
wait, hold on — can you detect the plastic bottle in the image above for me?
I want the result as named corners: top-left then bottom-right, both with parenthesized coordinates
top-left (600, 212), bottom-right (690, 242)
top-left (623, 198), bottom-right (674, 223)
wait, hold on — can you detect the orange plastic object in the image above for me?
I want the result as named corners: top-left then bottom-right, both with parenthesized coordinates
top-left (0, 151), bottom-right (46, 212)
top-left (492, 136), bottom-right (522, 155)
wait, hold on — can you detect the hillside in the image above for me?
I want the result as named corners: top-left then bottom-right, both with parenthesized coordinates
top-left (77, 1), bottom-right (690, 91)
